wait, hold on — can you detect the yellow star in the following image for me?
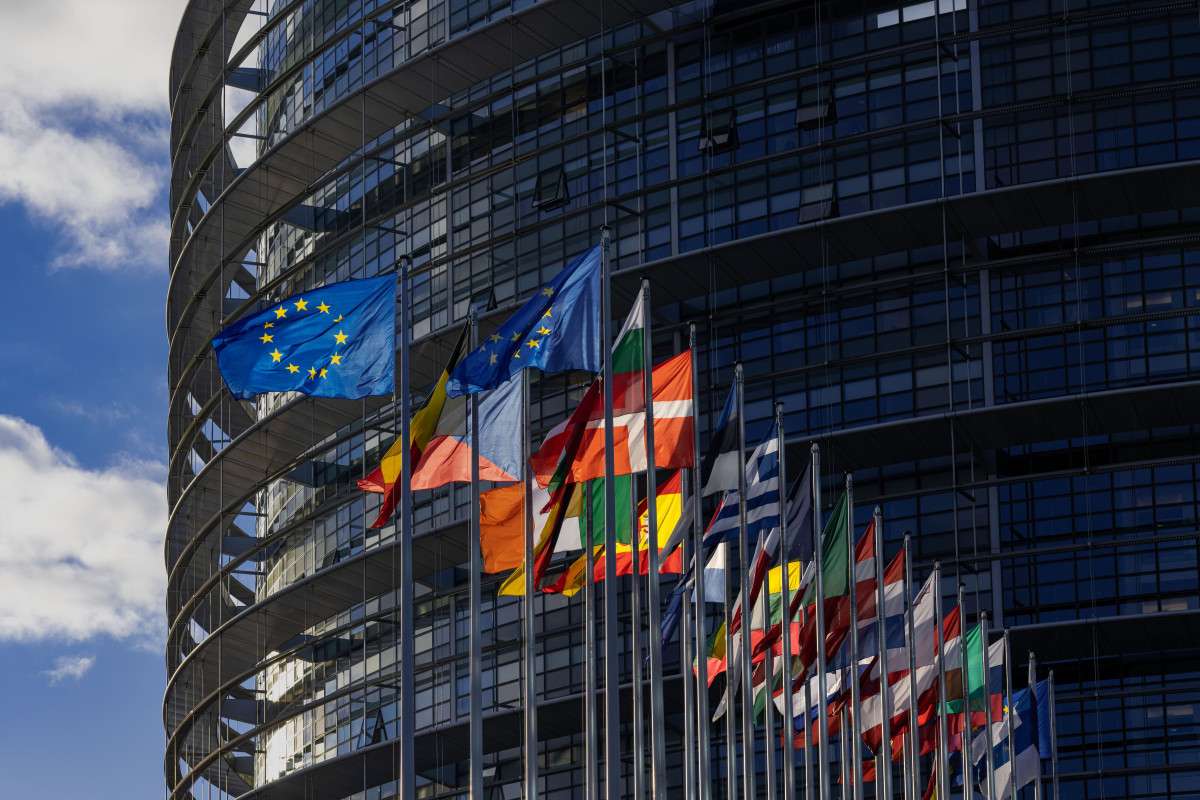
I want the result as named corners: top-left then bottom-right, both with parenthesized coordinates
top-left (489, 352), bottom-right (497, 365)
top-left (320, 368), bottom-right (328, 378)
top-left (513, 351), bottom-right (521, 359)
top-left (269, 348), bottom-right (283, 362)
top-left (331, 352), bottom-right (342, 365)
top-left (260, 333), bottom-right (273, 344)
top-left (309, 367), bottom-right (318, 379)
top-left (334, 315), bottom-right (344, 322)
top-left (274, 306), bottom-right (287, 319)
top-left (294, 298), bottom-right (308, 311)
top-left (264, 322), bottom-right (274, 328)
top-left (489, 333), bottom-right (502, 344)
top-left (334, 330), bottom-right (348, 345)
top-left (317, 301), bottom-right (331, 314)
top-left (541, 286), bottom-right (555, 297)
top-left (537, 326), bottom-right (551, 336)
top-left (542, 308), bottom-right (552, 319)
top-left (526, 339), bottom-right (541, 349)
top-left (286, 364), bottom-right (299, 373)
top-left (510, 331), bottom-right (521, 343)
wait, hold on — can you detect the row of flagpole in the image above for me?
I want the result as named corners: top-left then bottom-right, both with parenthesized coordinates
top-left (380, 233), bottom-right (1067, 800)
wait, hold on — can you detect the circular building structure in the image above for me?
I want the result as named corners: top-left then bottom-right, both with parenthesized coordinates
top-left (167, 1), bottom-right (1200, 798)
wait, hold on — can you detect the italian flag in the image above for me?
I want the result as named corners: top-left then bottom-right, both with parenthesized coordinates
top-left (530, 288), bottom-right (694, 486)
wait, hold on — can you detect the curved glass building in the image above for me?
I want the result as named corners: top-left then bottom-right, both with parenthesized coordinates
top-left (167, 1), bottom-right (1200, 798)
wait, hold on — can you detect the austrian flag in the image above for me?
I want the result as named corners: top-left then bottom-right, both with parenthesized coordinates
top-left (531, 291), bottom-right (695, 485)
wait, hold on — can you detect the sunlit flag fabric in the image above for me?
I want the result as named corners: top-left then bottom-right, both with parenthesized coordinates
top-left (700, 382), bottom-right (739, 496)
top-left (445, 244), bottom-right (601, 397)
top-left (358, 328), bottom-right (467, 528)
top-left (212, 275), bottom-right (395, 399)
top-left (409, 375), bottom-right (523, 490)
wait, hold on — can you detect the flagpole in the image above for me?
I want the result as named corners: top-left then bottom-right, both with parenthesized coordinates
top-left (1004, 630), bottom-right (1017, 800)
top-left (586, 485), bottom-right (599, 800)
top-left (932, 562), bottom-right (949, 800)
top-left (845, 474), bottom-right (864, 800)
top-left (764, 530), bottom-right (779, 800)
top-left (903, 534), bottom-right (920, 800)
top-left (641, 279), bottom-right (668, 800)
top-left (800, 612), bottom-right (813, 800)
top-left (397, 257), bottom-right (416, 800)
top-left (681, 466), bottom-right (698, 800)
top-left (981, 613), bottom-right (998, 800)
top-left (724, 543), bottom-right (737, 800)
top-left (688, 323), bottom-right (712, 800)
top-left (600, 225), bottom-right (621, 800)
top-left (735, 362), bottom-right (756, 800)
top-left (957, 583), bottom-right (970, 800)
top-left (1029, 650), bottom-right (1041, 800)
top-left (839, 704), bottom-right (851, 800)
top-left (1049, 669), bottom-right (1060, 800)
top-left (468, 308), bottom-right (484, 800)
top-left (522, 368), bottom-right (539, 800)
top-left (812, 443), bottom-right (831, 800)
top-left (873, 506), bottom-right (891, 800)
top-left (631, 482), bottom-right (645, 800)
top-left (777, 403), bottom-right (796, 800)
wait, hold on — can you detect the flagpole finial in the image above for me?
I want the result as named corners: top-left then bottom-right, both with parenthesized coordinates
top-left (810, 442), bottom-right (819, 454)
top-left (874, 505), bottom-right (881, 515)
top-left (601, 224), bottom-right (612, 233)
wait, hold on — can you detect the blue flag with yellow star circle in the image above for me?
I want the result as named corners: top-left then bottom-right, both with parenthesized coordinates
top-left (445, 244), bottom-right (602, 397)
top-left (212, 275), bottom-right (395, 400)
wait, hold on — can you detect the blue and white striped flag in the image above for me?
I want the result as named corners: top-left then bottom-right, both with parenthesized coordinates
top-left (702, 420), bottom-right (780, 548)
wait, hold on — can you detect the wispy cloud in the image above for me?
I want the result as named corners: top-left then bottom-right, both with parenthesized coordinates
top-left (0, 415), bottom-right (166, 645)
top-left (0, 0), bottom-right (186, 272)
top-left (43, 655), bottom-right (97, 685)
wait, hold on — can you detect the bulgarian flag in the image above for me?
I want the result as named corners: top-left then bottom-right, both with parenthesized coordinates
top-left (530, 288), bottom-right (694, 487)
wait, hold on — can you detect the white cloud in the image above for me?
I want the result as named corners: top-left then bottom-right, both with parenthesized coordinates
top-left (0, 0), bottom-right (188, 271)
top-left (43, 654), bottom-right (96, 685)
top-left (0, 415), bottom-right (166, 645)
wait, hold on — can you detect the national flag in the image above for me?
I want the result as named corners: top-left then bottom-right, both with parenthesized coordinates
top-left (213, 274), bottom-right (395, 399)
top-left (530, 291), bottom-right (694, 484)
top-left (783, 461), bottom-right (814, 563)
top-left (358, 328), bottom-right (467, 527)
top-left (497, 482), bottom-right (581, 596)
top-left (971, 681), bottom-right (1045, 799)
top-left (445, 244), bottom-right (601, 397)
top-left (700, 383), bottom-right (738, 496)
top-left (409, 372), bottom-right (523, 490)
top-left (701, 420), bottom-right (780, 549)
top-left (477, 483), bottom-right (583, 573)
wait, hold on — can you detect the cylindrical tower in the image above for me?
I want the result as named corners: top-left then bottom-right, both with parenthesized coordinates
top-left (167, 1), bottom-right (1200, 799)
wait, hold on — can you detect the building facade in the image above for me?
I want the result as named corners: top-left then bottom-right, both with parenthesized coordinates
top-left (167, 1), bottom-right (1200, 798)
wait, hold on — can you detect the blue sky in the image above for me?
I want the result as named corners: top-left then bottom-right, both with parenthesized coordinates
top-left (0, 1), bottom-right (187, 796)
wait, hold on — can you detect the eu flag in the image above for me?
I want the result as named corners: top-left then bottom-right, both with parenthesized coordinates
top-left (212, 275), bottom-right (395, 400)
top-left (445, 244), bottom-right (601, 397)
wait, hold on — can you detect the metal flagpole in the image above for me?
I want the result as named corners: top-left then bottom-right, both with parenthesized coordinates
top-left (586, 486), bottom-right (599, 800)
top-left (932, 563), bottom-right (950, 800)
top-left (873, 507), bottom-right (891, 800)
top-left (724, 542), bottom-right (736, 800)
top-left (631, 484), bottom-right (645, 800)
top-left (641, 279), bottom-right (668, 800)
top-left (688, 324), bottom-right (712, 800)
top-left (839, 705), bottom-right (851, 800)
top-left (1049, 669), bottom-right (1060, 800)
top-left (981, 613), bottom-right (998, 800)
top-left (957, 584), bottom-right (970, 800)
top-left (764, 528), bottom-right (779, 800)
top-left (801, 606), bottom-right (813, 800)
top-left (681, 466), bottom-right (698, 800)
top-left (1004, 631), bottom-right (1017, 800)
top-left (735, 363), bottom-right (755, 800)
top-left (845, 475), bottom-right (863, 800)
top-left (522, 369), bottom-right (539, 800)
top-left (397, 257), bottom-right (416, 800)
top-left (812, 444), bottom-right (831, 800)
top-left (903, 535), bottom-right (920, 800)
top-left (1029, 650), bottom-right (1041, 800)
top-left (777, 404), bottom-right (796, 800)
top-left (469, 309), bottom-right (484, 800)
top-left (600, 226), bottom-right (621, 800)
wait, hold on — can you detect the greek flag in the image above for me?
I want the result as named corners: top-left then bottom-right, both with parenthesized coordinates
top-left (702, 420), bottom-right (780, 548)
